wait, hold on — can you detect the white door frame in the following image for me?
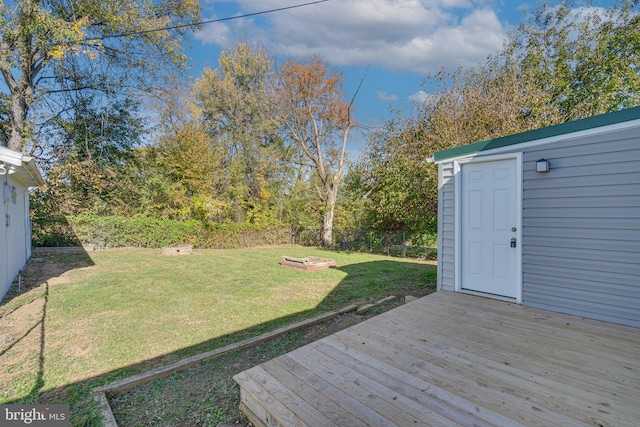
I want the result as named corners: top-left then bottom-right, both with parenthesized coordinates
top-left (453, 153), bottom-right (523, 303)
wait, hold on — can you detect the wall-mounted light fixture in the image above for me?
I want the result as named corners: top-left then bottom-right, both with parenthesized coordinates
top-left (536, 158), bottom-right (550, 173)
top-left (0, 163), bottom-right (6, 176)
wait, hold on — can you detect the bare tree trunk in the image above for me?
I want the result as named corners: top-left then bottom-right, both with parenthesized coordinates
top-left (321, 180), bottom-right (338, 247)
top-left (8, 95), bottom-right (27, 151)
top-left (3, 58), bottom-right (34, 151)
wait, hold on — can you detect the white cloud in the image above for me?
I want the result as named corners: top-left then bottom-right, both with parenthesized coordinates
top-left (195, 0), bottom-right (508, 75)
top-left (408, 90), bottom-right (430, 105)
top-left (377, 91), bottom-right (399, 101)
top-left (408, 89), bottom-right (443, 106)
top-left (194, 14), bottom-right (232, 46)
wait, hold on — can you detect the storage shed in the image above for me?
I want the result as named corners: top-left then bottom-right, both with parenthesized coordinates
top-left (433, 107), bottom-right (640, 328)
top-left (0, 146), bottom-right (45, 301)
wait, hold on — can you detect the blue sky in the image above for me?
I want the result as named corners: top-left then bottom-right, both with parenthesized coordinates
top-left (181, 0), bottom-right (601, 152)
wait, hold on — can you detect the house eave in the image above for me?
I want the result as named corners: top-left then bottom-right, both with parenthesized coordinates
top-left (0, 146), bottom-right (45, 187)
top-left (433, 107), bottom-right (640, 164)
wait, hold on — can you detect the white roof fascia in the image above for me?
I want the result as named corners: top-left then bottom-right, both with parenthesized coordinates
top-left (0, 146), bottom-right (24, 166)
top-left (0, 146), bottom-right (45, 187)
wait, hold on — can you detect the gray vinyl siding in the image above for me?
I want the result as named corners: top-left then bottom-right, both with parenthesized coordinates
top-left (521, 126), bottom-right (640, 327)
top-left (438, 162), bottom-right (456, 291)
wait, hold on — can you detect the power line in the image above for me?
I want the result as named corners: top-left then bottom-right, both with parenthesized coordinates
top-left (68, 0), bottom-right (331, 45)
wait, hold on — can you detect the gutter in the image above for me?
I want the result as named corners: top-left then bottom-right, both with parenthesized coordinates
top-left (22, 156), bottom-right (45, 187)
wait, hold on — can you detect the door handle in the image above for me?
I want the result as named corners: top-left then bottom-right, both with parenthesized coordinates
top-left (510, 237), bottom-right (517, 248)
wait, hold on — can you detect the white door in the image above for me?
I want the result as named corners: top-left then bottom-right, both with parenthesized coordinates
top-left (460, 158), bottom-right (519, 299)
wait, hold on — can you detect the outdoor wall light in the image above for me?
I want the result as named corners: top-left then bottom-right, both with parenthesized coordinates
top-left (536, 158), bottom-right (550, 173)
top-left (0, 163), bottom-right (6, 175)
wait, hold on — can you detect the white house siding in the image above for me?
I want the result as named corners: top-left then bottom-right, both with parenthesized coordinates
top-left (0, 147), bottom-right (43, 302)
top-left (1, 176), bottom-right (31, 300)
top-left (522, 126), bottom-right (640, 328)
top-left (437, 162), bottom-right (456, 291)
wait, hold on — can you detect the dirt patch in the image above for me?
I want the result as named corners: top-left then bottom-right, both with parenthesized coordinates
top-left (2, 248), bottom-right (92, 303)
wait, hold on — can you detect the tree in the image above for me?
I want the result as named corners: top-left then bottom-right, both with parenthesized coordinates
top-left (193, 43), bottom-right (284, 222)
top-left (39, 95), bottom-right (145, 216)
top-left (155, 121), bottom-right (230, 221)
top-left (274, 57), bottom-right (356, 246)
top-left (0, 0), bottom-right (200, 153)
top-left (354, 114), bottom-right (438, 236)
top-left (504, 0), bottom-right (640, 123)
top-left (420, 61), bottom-right (556, 152)
top-left (418, 0), bottom-right (640, 155)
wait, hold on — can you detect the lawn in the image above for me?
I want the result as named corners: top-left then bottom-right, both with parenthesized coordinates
top-left (0, 246), bottom-right (436, 425)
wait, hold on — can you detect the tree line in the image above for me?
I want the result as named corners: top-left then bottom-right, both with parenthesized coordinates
top-left (3, 0), bottom-right (640, 247)
top-left (35, 46), bottom-right (356, 246)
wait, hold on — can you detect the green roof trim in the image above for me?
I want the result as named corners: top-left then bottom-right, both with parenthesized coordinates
top-left (433, 106), bottom-right (640, 162)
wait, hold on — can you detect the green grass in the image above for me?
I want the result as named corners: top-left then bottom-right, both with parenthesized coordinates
top-left (109, 299), bottom-right (412, 426)
top-left (0, 247), bottom-right (436, 426)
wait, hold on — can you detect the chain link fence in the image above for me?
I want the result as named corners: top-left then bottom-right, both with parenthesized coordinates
top-left (293, 228), bottom-right (437, 259)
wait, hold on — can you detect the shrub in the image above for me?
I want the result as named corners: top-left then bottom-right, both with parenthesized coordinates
top-left (48, 214), bottom-right (294, 249)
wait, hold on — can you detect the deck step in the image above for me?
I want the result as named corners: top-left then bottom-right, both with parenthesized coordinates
top-left (235, 369), bottom-right (310, 427)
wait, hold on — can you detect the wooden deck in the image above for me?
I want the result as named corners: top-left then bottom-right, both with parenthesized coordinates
top-left (234, 291), bottom-right (640, 426)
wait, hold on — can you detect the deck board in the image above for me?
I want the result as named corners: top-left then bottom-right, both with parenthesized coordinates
top-left (234, 291), bottom-right (640, 427)
top-left (372, 302), bottom-right (640, 395)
